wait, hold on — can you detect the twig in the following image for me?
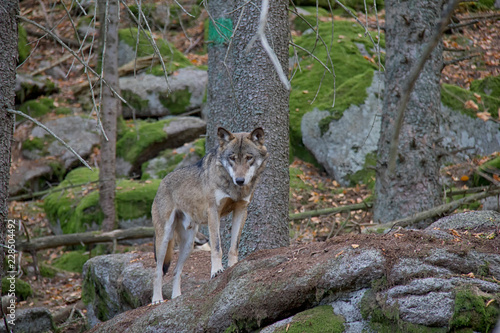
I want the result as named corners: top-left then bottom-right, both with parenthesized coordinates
top-left (443, 53), bottom-right (480, 66)
top-left (24, 27), bottom-right (82, 48)
top-left (363, 186), bottom-right (500, 233)
top-left (6, 108), bottom-right (92, 170)
top-left (31, 43), bottom-right (92, 76)
top-left (289, 202), bottom-right (372, 221)
top-left (245, 0), bottom-right (290, 90)
top-left (387, 0), bottom-right (461, 174)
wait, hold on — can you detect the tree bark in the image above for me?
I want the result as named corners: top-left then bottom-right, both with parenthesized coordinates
top-left (0, 0), bottom-right (19, 282)
top-left (98, 0), bottom-right (121, 231)
top-left (374, 0), bottom-right (444, 225)
top-left (206, 0), bottom-right (290, 259)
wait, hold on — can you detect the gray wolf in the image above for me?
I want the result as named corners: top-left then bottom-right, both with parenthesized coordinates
top-left (151, 127), bottom-right (268, 302)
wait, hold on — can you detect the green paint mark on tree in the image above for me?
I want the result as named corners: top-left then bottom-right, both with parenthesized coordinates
top-left (208, 18), bottom-right (233, 45)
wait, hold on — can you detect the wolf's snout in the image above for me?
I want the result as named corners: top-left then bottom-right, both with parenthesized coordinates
top-left (235, 177), bottom-right (245, 186)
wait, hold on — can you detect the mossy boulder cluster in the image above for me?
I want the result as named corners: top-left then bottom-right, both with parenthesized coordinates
top-left (84, 211), bottom-right (500, 332)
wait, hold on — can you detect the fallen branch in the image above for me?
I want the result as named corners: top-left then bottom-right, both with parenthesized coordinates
top-left (32, 43), bottom-right (92, 76)
top-left (363, 187), bottom-right (500, 233)
top-left (25, 27), bottom-right (82, 48)
top-left (8, 180), bottom-right (99, 201)
top-left (289, 202), bottom-right (372, 221)
top-left (17, 227), bottom-right (154, 252)
top-left (444, 53), bottom-right (480, 66)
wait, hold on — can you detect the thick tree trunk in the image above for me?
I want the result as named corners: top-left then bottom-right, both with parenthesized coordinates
top-left (0, 0), bottom-right (19, 281)
top-left (374, 0), bottom-right (444, 225)
top-left (206, 0), bottom-right (290, 258)
top-left (98, 0), bottom-right (121, 231)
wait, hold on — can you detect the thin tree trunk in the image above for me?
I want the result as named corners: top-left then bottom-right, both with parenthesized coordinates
top-left (374, 0), bottom-right (444, 225)
top-left (206, 0), bottom-right (290, 259)
top-left (98, 0), bottom-right (121, 231)
top-left (0, 0), bottom-right (19, 282)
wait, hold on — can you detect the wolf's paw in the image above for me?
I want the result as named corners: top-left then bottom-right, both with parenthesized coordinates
top-left (211, 269), bottom-right (224, 278)
top-left (149, 299), bottom-right (166, 306)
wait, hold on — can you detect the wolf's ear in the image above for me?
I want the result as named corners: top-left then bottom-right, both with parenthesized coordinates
top-left (218, 127), bottom-right (234, 146)
top-left (250, 127), bottom-right (265, 145)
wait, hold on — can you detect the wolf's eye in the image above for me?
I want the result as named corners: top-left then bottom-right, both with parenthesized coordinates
top-left (229, 155), bottom-right (236, 161)
top-left (245, 155), bottom-right (253, 161)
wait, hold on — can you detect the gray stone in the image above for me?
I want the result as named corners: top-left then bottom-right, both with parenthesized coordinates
top-left (389, 258), bottom-right (452, 284)
top-left (330, 289), bottom-right (373, 333)
top-left (426, 210), bottom-right (500, 231)
top-left (120, 68), bottom-right (207, 119)
top-left (0, 307), bottom-right (55, 333)
top-left (301, 71), bottom-right (383, 185)
top-left (31, 116), bottom-right (100, 169)
top-left (15, 73), bottom-right (58, 104)
top-left (301, 71), bottom-right (500, 185)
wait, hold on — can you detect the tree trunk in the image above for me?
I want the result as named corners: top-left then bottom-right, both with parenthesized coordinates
top-left (206, 0), bottom-right (290, 258)
top-left (98, 0), bottom-right (121, 231)
top-left (374, 0), bottom-right (444, 225)
top-left (0, 0), bottom-right (19, 282)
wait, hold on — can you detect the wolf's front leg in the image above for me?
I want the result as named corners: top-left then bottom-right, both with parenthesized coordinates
top-left (208, 209), bottom-right (224, 277)
top-left (228, 203), bottom-right (248, 267)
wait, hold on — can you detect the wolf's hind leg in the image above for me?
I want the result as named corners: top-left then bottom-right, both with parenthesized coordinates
top-left (171, 214), bottom-right (197, 298)
top-left (152, 210), bottom-right (176, 304)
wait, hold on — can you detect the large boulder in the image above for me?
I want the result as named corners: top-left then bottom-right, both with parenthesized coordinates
top-left (15, 73), bottom-right (58, 104)
top-left (85, 211), bottom-right (500, 332)
top-left (0, 307), bottom-right (55, 333)
top-left (302, 72), bottom-right (500, 186)
top-left (116, 116), bottom-right (206, 176)
top-left (9, 115), bottom-right (99, 196)
top-left (120, 68), bottom-right (207, 119)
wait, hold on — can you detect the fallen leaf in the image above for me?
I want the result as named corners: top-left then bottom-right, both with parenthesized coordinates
top-left (486, 299), bottom-right (496, 307)
top-left (464, 100), bottom-right (479, 110)
top-left (335, 250), bottom-right (344, 258)
top-left (477, 112), bottom-right (491, 121)
top-left (351, 244), bottom-right (359, 249)
top-left (460, 175), bottom-right (469, 181)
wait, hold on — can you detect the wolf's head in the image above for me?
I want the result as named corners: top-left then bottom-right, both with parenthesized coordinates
top-left (217, 127), bottom-right (268, 186)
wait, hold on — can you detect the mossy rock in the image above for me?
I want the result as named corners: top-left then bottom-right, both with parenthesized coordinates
top-left (39, 263), bottom-right (58, 278)
top-left (18, 23), bottom-right (30, 63)
top-left (158, 88), bottom-right (192, 115)
top-left (442, 83), bottom-right (500, 119)
top-left (118, 28), bottom-right (192, 75)
top-left (349, 151), bottom-right (377, 188)
top-left (450, 287), bottom-right (500, 332)
top-left (471, 75), bottom-right (500, 98)
top-left (116, 118), bottom-right (174, 164)
top-left (274, 305), bottom-right (345, 333)
top-left (289, 20), bottom-right (383, 163)
top-left (53, 250), bottom-right (90, 273)
top-left (2, 277), bottom-right (33, 301)
top-left (18, 97), bottom-right (55, 118)
top-left (43, 167), bottom-right (161, 233)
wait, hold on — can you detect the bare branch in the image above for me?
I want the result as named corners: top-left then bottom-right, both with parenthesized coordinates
top-left (6, 109), bottom-right (92, 170)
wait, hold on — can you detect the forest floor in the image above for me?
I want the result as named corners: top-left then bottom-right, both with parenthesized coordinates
top-left (9, 1), bottom-right (500, 332)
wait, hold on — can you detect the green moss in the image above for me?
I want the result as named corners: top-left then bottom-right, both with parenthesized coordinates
top-left (39, 263), bottom-right (58, 278)
top-left (119, 28), bottom-right (192, 74)
top-left (289, 20), bottom-right (382, 162)
top-left (318, 110), bottom-right (343, 135)
top-left (44, 167), bottom-right (161, 233)
top-left (22, 136), bottom-right (45, 151)
top-left (2, 277), bottom-right (33, 301)
top-left (122, 90), bottom-right (149, 112)
top-left (55, 106), bottom-right (72, 115)
top-left (18, 24), bottom-right (30, 63)
top-left (158, 88), bottom-right (192, 115)
top-left (53, 250), bottom-right (89, 273)
top-left (275, 305), bottom-right (344, 333)
top-left (349, 151), bottom-right (377, 187)
top-left (18, 97), bottom-right (55, 118)
top-left (441, 83), bottom-right (500, 119)
top-left (474, 156), bottom-right (500, 186)
top-left (291, 6), bottom-right (332, 32)
top-left (193, 137), bottom-right (206, 158)
top-left (116, 119), bottom-right (172, 163)
top-left (82, 264), bottom-right (117, 321)
top-left (471, 75), bottom-right (500, 98)
top-left (450, 288), bottom-right (500, 332)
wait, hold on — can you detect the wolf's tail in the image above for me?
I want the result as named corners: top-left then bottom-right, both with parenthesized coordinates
top-left (153, 235), bottom-right (175, 275)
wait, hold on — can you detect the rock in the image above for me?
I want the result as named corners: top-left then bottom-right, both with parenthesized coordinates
top-left (85, 214), bottom-right (500, 332)
top-left (83, 251), bottom-right (211, 328)
top-left (9, 159), bottom-right (53, 196)
top-left (0, 307), bottom-right (55, 333)
top-left (15, 73), bottom-right (58, 104)
top-left (30, 116), bottom-right (100, 169)
top-left (117, 116), bottom-right (206, 176)
top-left (120, 68), bottom-right (208, 119)
top-left (301, 71), bottom-right (383, 185)
top-left (302, 71), bottom-right (500, 185)
top-left (427, 210), bottom-right (500, 231)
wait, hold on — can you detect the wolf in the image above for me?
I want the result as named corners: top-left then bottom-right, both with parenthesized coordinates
top-left (151, 127), bottom-right (268, 303)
